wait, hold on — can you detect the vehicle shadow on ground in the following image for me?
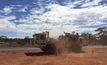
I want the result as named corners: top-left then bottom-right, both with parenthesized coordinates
top-left (25, 51), bottom-right (86, 56)
top-left (25, 52), bottom-right (54, 56)
top-left (80, 51), bottom-right (87, 53)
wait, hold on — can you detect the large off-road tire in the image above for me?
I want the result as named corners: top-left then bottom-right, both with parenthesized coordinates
top-left (72, 43), bottom-right (82, 53)
top-left (41, 47), bottom-right (46, 52)
top-left (41, 43), bottom-right (57, 54)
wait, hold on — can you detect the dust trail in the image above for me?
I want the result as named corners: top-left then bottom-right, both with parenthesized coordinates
top-left (56, 40), bottom-right (74, 54)
top-left (49, 38), bottom-right (74, 54)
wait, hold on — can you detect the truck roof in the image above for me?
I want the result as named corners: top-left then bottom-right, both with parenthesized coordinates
top-left (33, 33), bottom-right (46, 36)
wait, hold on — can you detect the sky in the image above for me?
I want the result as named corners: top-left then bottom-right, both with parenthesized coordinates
top-left (0, 0), bottom-right (107, 38)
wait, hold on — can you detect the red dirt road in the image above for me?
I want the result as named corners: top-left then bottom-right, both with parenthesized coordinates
top-left (0, 48), bottom-right (107, 65)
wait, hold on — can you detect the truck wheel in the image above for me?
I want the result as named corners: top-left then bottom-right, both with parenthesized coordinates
top-left (71, 43), bottom-right (82, 53)
top-left (43, 43), bottom-right (57, 54)
top-left (74, 43), bottom-right (82, 53)
top-left (41, 47), bottom-right (46, 52)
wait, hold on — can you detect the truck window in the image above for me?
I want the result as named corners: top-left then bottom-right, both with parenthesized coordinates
top-left (33, 35), bottom-right (39, 40)
top-left (40, 35), bottom-right (45, 40)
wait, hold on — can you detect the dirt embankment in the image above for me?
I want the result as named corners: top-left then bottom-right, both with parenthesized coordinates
top-left (0, 48), bottom-right (107, 65)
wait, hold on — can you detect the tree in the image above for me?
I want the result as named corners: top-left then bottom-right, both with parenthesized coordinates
top-left (81, 33), bottom-right (97, 44)
top-left (25, 36), bottom-right (29, 39)
top-left (95, 27), bottom-right (107, 45)
top-left (24, 36), bottom-right (30, 43)
top-left (72, 31), bottom-right (75, 34)
top-left (1, 36), bottom-right (7, 39)
top-left (0, 36), bottom-right (4, 42)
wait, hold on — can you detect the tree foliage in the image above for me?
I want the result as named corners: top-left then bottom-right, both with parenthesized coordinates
top-left (95, 26), bottom-right (107, 45)
top-left (81, 33), bottom-right (97, 44)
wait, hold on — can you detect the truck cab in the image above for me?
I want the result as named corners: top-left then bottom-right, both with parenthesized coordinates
top-left (33, 33), bottom-right (47, 47)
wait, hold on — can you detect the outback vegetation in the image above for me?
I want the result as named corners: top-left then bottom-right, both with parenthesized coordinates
top-left (0, 36), bottom-right (33, 47)
top-left (0, 26), bottom-right (107, 47)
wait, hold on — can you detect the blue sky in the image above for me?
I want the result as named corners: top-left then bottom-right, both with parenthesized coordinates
top-left (0, 0), bottom-right (107, 38)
